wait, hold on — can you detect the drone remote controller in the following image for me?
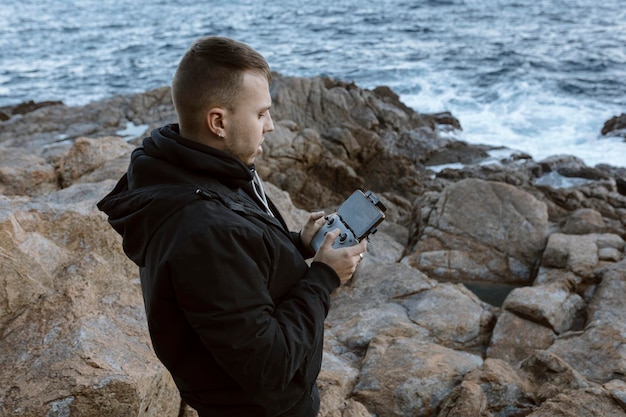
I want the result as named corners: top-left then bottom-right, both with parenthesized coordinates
top-left (311, 190), bottom-right (386, 252)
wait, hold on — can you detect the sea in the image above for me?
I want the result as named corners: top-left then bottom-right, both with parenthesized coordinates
top-left (1, 0), bottom-right (625, 168)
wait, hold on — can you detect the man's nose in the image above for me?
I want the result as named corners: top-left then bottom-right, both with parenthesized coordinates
top-left (265, 113), bottom-right (275, 132)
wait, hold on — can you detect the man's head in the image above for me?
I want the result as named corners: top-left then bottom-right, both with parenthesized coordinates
top-left (172, 36), bottom-right (274, 165)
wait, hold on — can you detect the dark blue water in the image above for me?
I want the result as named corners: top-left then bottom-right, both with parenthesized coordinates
top-left (1, 0), bottom-right (625, 166)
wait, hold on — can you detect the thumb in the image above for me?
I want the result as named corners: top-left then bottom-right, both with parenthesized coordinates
top-left (322, 228), bottom-right (341, 248)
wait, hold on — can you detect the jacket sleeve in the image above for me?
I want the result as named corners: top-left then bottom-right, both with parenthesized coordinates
top-left (290, 231), bottom-right (316, 259)
top-left (168, 219), bottom-right (340, 396)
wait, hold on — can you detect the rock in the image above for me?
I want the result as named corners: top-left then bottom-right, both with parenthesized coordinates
top-left (520, 350), bottom-right (592, 402)
top-left (2, 76), bottom-right (626, 416)
top-left (0, 182), bottom-right (182, 416)
top-left (525, 387), bottom-right (626, 417)
top-left (423, 140), bottom-right (491, 167)
top-left (599, 246), bottom-right (622, 261)
top-left (58, 136), bottom-right (133, 188)
top-left (360, 230), bottom-right (406, 265)
top-left (539, 155), bottom-right (610, 181)
top-left (330, 303), bottom-right (426, 351)
top-left (318, 350), bottom-right (360, 400)
top-left (266, 74), bottom-right (474, 207)
top-left (547, 261), bottom-right (626, 382)
top-left (541, 233), bottom-right (599, 277)
top-left (429, 111), bottom-right (463, 131)
top-left (534, 268), bottom-right (583, 288)
top-left (317, 350), bottom-right (371, 417)
top-left (326, 263), bottom-right (436, 354)
top-left (561, 208), bottom-right (606, 234)
top-left (405, 178), bottom-right (549, 284)
top-left (503, 282), bottom-right (585, 334)
top-left (542, 233), bottom-right (573, 268)
top-left (488, 310), bottom-right (556, 365)
top-left (399, 282), bottom-right (495, 352)
top-left (587, 260), bottom-right (626, 330)
top-left (353, 335), bottom-right (483, 417)
top-left (0, 146), bottom-right (58, 196)
top-left (435, 381), bottom-right (489, 417)
top-left (464, 358), bottom-right (535, 413)
top-left (271, 77), bottom-right (368, 132)
top-left (451, 348), bottom-right (626, 416)
top-left (605, 379), bottom-right (626, 409)
top-left (0, 87), bottom-right (174, 151)
top-left (596, 233), bottom-right (626, 252)
top-left (11, 99), bottom-right (64, 115)
top-left (549, 326), bottom-right (626, 383)
top-left (601, 113), bottom-right (626, 138)
top-left (617, 178), bottom-right (626, 195)
top-left (327, 263), bottom-right (436, 322)
top-left (263, 181), bottom-right (310, 230)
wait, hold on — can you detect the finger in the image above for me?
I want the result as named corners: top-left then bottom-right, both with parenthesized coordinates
top-left (314, 215), bottom-right (327, 226)
top-left (309, 210), bottom-right (325, 221)
top-left (347, 238), bottom-right (368, 256)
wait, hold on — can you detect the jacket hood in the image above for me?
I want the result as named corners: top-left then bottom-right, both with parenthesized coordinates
top-left (131, 124), bottom-right (253, 189)
top-left (97, 124), bottom-right (254, 267)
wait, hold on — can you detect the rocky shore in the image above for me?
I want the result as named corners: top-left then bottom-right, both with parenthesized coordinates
top-left (1, 74), bottom-right (625, 417)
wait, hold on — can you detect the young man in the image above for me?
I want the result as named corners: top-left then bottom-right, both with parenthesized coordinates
top-left (97, 36), bottom-right (366, 417)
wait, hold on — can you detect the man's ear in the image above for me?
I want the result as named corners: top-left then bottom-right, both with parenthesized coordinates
top-left (206, 107), bottom-right (226, 138)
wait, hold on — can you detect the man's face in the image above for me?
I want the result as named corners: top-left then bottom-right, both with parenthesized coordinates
top-left (222, 71), bottom-right (274, 166)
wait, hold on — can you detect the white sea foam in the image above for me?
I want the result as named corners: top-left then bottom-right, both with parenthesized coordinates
top-left (402, 73), bottom-right (626, 168)
top-left (116, 122), bottom-right (149, 141)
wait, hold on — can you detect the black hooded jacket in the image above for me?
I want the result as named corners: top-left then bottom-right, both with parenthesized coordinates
top-left (97, 124), bottom-right (340, 417)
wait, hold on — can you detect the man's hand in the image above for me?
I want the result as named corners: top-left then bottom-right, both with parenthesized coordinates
top-left (300, 211), bottom-right (326, 250)
top-left (313, 229), bottom-right (367, 285)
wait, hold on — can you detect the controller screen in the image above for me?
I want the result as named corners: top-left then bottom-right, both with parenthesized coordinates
top-left (338, 192), bottom-right (383, 239)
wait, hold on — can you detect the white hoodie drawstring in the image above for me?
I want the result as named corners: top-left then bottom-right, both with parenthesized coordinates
top-left (251, 169), bottom-right (274, 217)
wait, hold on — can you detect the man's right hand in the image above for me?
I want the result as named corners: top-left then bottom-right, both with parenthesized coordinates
top-left (312, 228), bottom-right (367, 285)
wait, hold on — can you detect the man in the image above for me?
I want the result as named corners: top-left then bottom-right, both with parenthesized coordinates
top-left (97, 36), bottom-right (366, 417)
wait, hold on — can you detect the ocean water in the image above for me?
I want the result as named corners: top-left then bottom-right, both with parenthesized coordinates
top-left (1, 0), bottom-right (625, 167)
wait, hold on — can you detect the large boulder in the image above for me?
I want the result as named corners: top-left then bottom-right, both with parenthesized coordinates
top-left (547, 261), bottom-right (626, 383)
top-left (0, 146), bottom-right (58, 196)
top-left (461, 358), bottom-right (536, 414)
top-left (58, 136), bottom-right (133, 188)
top-left (487, 310), bottom-right (556, 365)
top-left (353, 335), bottom-right (483, 417)
top-left (264, 74), bottom-right (472, 208)
top-left (526, 388), bottom-right (626, 417)
top-left (405, 178), bottom-right (550, 284)
top-left (399, 282), bottom-right (495, 352)
top-left (503, 282), bottom-right (585, 335)
top-left (0, 182), bottom-right (181, 416)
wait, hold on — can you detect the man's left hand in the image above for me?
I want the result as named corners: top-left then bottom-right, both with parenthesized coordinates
top-left (300, 211), bottom-right (326, 250)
